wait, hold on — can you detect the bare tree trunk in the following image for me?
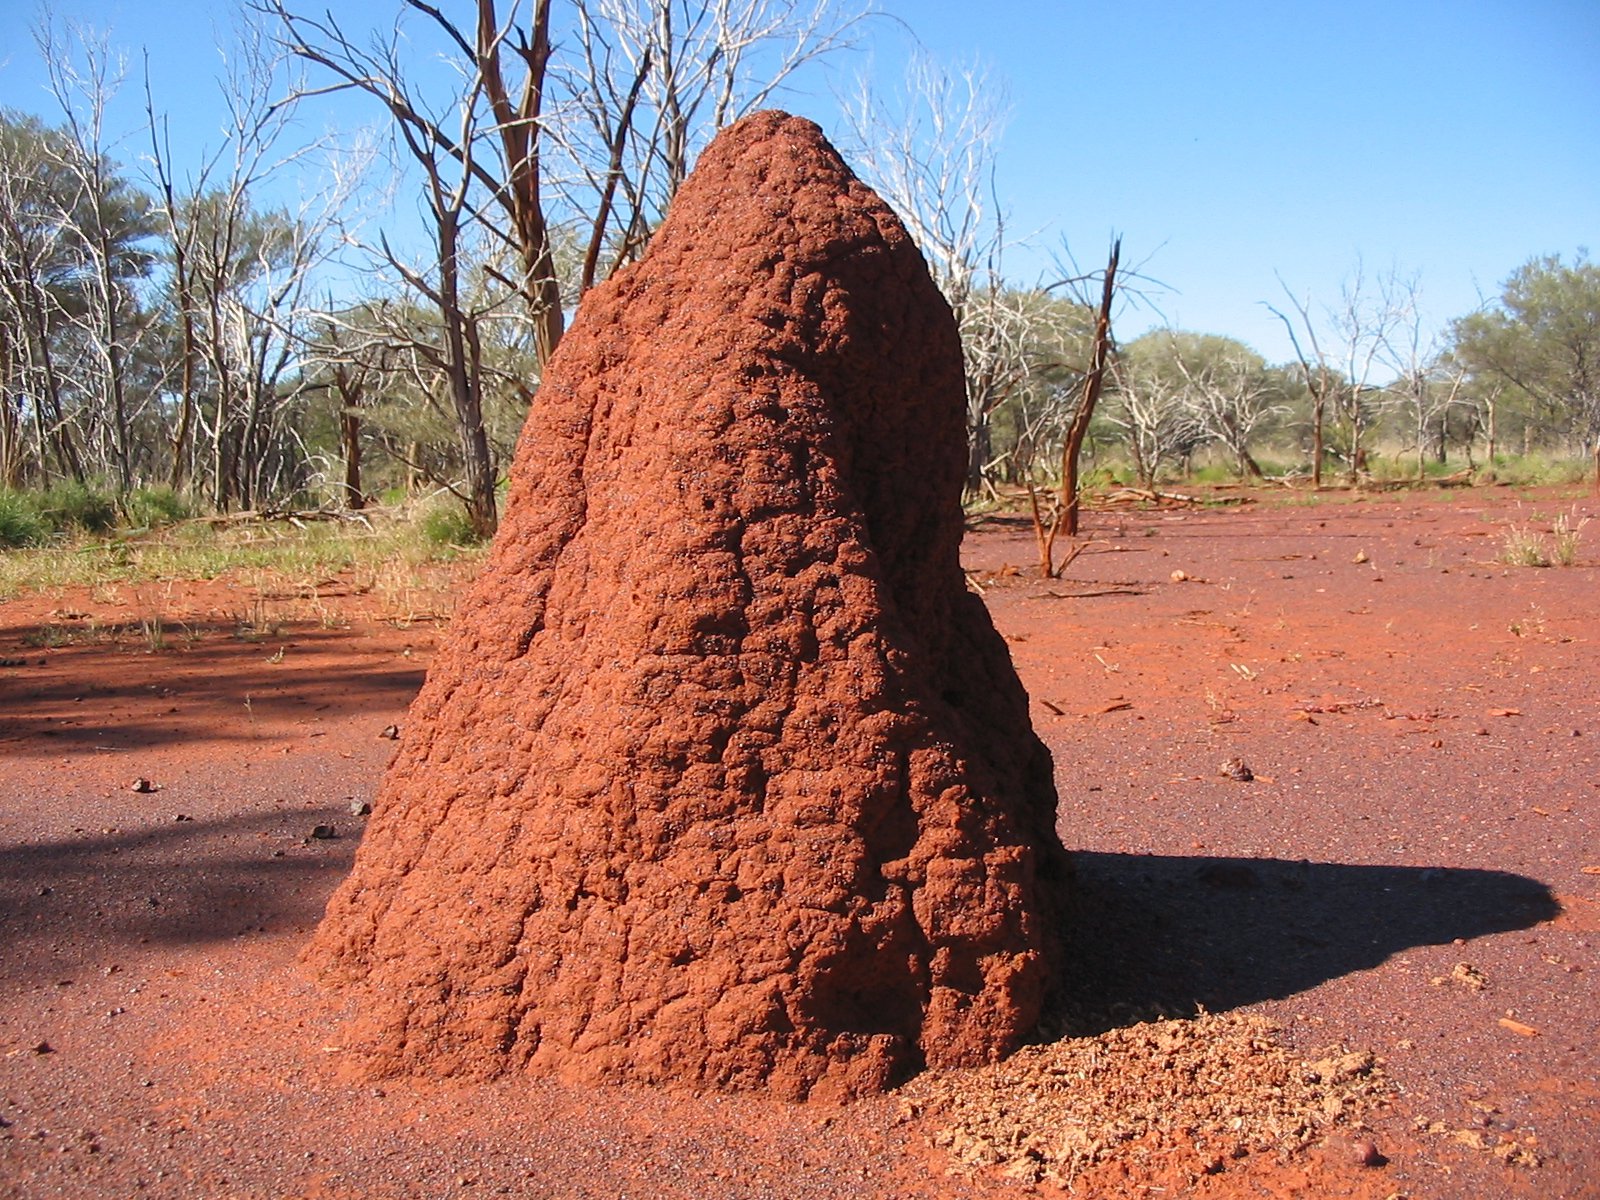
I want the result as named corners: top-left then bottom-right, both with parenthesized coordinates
top-left (95, 233), bottom-right (134, 492)
top-left (1311, 392), bottom-right (1324, 488)
top-left (168, 288), bottom-right (199, 491)
top-left (341, 405), bottom-right (365, 509)
top-left (1059, 238), bottom-right (1120, 538)
top-left (475, 0), bottom-right (564, 367)
top-left (436, 209), bottom-right (498, 538)
top-left (0, 326), bottom-right (21, 487)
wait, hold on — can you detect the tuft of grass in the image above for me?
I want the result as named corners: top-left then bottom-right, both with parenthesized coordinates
top-left (1500, 508), bottom-right (1590, 568)
top-left (1552, 511), bottom-right (1589, 566)
top-left (1500, 524), bottom-right (1552, 567)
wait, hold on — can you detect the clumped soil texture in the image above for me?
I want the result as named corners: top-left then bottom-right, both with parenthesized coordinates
top-left (902, 1011), bottom-right (1386, 1188)
top-left (304, 111), bottom-right (1068, 1102)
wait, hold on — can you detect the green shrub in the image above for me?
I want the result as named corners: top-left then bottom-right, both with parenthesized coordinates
top-left (1489, 453), bottom-right (1591, 487)
top-left (123, 486), bottom-right (191, 530)
top-left (1186, 463), bottom-right (1241, 484)
top-left (0, 491), bottom-right (47, 548)
top-left (39, 480), bottom-right (117, 533)
top-left (419, 500), bottom-right (486, 547)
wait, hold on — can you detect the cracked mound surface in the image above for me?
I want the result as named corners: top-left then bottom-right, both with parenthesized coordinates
top-left (303, 111), bottom-right (1069, 1101)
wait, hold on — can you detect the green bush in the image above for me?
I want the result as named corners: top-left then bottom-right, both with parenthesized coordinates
top-left (1489, 453), bottom-right (1591, 487)
top-left (1186, 463), bottom-right (1236, 484)
top-left (419, 500), bottom-right (486, 547)
top-left (39, 480), bottom-right (117, 534)
top-left (123, 485), bottom-right (191, 530)
top-left (0, 491), bottom-right (47, 548)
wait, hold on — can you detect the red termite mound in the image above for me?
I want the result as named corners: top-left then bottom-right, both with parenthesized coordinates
top-left (305, 111), bottom-right (1070, 1102)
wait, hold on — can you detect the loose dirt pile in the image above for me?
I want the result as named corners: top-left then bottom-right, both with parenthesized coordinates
top-left (305, 111), bottom-right (1069, 1101)
top-left (900, 1011), bottom-right (1388, 1190)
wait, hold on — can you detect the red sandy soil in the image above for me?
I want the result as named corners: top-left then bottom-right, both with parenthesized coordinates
top-left (2, 484), bottom-right (1596, 1199)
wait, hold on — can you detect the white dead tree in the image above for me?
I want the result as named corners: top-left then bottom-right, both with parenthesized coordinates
top-left (1380, 273), bottom-right (1468, 478)
top-left (143, 19), bottom-right (353, 508)
top-left (37, 20), bottom-right (159, 493)
top-left (836, 50), bottom-right (1023, 493)
top-left (553, 0), bottom-right (867, 294)
top-left (1268, 264), bottom-right (1401, 485)
top-left (1164, 332), bottom-right (1283, 479)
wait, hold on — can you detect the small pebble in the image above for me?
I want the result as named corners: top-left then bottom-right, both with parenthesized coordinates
top-left (1352, 1137), bottom-right (1386, 1167)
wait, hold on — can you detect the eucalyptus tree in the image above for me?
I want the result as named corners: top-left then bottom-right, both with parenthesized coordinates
top-left (36, 22), bottom-right (163, 493)
top-left (0, 111), bottom-right (83, 484)
top-left (1268, 265), bottom-right (1401, 485)
top-left (1379, 274), bottom-right (1468, 477)
top-left (1451, 251), bottom-right (1600, 463)
top-left (0, 108), bottom-right (157, 487)
top-left (1107, 330), bottom-right (1206, 489)
top-left (1160, 331), bottom-right (1281, 479)
top-left (142, 19), bottom-right (324, 498)
top-left (556, 0), bottom-right (867, 295)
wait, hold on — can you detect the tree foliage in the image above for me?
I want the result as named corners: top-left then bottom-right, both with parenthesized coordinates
top-left (1452, 251), bottom-right (1600, 452)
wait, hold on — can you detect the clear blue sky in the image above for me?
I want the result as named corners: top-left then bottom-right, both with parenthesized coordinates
top-left (2, 0), bottom-right (1595, 363)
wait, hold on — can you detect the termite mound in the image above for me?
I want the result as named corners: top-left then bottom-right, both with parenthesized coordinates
top-left (305, 111), bottom-right (1070, 1102)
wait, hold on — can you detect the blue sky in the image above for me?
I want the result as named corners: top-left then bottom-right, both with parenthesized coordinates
top-left (2, 0), bottom-right (1595, 362)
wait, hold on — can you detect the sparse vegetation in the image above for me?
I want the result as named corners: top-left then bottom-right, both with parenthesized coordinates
top-left (1500, 524), bottom-right (1554, 567)
top-left (0, 506), bottom-right (485, 601)
top-left (0, 491), bottom-right (48, 548)
top-left (1552, 512), bottom-right (1590, 566)
top-left (1499, 508), bottom-right (1589, 568)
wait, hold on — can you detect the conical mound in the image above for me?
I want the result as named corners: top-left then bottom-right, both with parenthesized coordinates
top-left (305, 111), bottom-right (1069, 1101)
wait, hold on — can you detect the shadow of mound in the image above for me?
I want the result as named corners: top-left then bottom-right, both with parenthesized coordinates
top-left (1052, 851), bottom-right (1560, 1034)
top-left (0, 805), bottom-right (360, 985)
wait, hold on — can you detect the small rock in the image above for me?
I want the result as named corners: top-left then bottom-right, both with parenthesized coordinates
top-left (310, 824), bottom-right (337, 840)
top-left (1353, 549), bottom-right (1369, 564)
top-left (172, 814), bottom-right (193, 823)
top-left (1170, 569), bottom-right (1190, 582)
top-left (129, 777), bottom-right (158, 794)
top-left (32, 1040), bottom-right (53, 1055)
top-left (1351, 1137), bottom-right (1386, 1167)
top-left (378, 724), bottom-right (400, 740)
top-left (1219, 756), bottom-right (1254, 782)
top-left (349, 800), bottom-right (372, 816)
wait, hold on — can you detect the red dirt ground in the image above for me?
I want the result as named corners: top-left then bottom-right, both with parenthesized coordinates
top-left (2, 484), bottom-right (1597, 1199)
